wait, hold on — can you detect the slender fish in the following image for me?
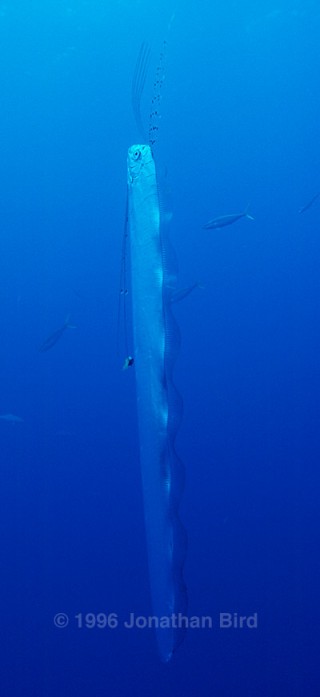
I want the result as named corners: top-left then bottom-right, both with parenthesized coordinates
top-left (203, 205), bottom-right (254, 229)
top-left (299, 192), bottom-right (320, 214)
top-left (170, 282), bottom-right (203, 304)
top-left (39, 315), bottom-right (75, 352)
top-left (0, 413), bottom-right (23, 424)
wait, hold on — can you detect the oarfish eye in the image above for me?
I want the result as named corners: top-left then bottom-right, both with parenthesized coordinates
top-left (133, 150), bottom-right (141, 161)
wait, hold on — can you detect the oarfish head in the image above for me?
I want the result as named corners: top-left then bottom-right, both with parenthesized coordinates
top-left (127, 144), bottom-right (153, 183)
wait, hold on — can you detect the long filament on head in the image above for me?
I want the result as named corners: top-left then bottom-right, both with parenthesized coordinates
top-left (149, 40), bottom-right (167, 148)
top-left (132, 42), bottom-right (151, 142)
top-left (116, 194), bottom-right (130, 357)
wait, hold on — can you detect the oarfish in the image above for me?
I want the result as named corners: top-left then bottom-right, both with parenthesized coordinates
top-left (127, 143), bottom-right (187, 662)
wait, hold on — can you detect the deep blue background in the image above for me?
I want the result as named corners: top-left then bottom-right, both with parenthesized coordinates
top-left (0, 1), bottom-right (319, 695)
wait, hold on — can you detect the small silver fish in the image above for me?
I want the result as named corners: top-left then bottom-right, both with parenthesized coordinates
top-left (299, 192), bottom-right (320, 214)
top-left (203, 205), bottom-right (254, 230)
top-left (39, 315), bottom-right (76, 352)
top-left (0, 413), bottom-right (24, 424)
top-left (170, 282), bottom-right (204, 304)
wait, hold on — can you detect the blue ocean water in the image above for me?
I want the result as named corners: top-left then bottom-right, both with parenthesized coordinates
top-left (0, 1), bottom-right (319, 694)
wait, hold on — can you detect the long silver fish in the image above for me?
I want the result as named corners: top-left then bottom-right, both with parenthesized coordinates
top-left (203, 205), bottom-right (254, 229)
top-left (127, 143), bottom-right (187, 662)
